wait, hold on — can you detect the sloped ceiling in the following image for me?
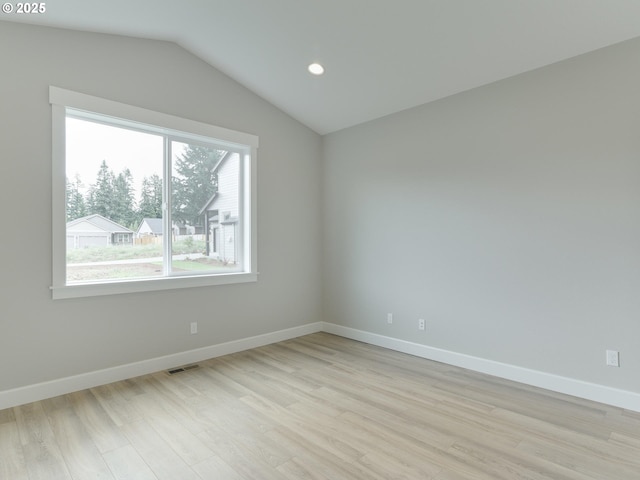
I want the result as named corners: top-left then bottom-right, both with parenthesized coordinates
top-left (5, 0), bottom-right (640, 134)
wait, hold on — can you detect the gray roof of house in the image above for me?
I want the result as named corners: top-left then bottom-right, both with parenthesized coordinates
top-left (138, 217), bottom-right (163, 234)
top-left (67, 214), bottom-right (133, 233)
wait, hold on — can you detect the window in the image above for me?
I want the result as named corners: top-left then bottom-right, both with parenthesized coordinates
top-left (50, 87), bottom-right (258, 299)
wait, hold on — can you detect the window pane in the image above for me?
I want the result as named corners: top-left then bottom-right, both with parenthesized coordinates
top-left (171, 141), bottom-right (240, 274)
top-left (65, 116), bottom-right (164, 283)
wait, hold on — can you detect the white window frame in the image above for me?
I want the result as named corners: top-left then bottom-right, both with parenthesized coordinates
top-left (50, 86), bottom-right (258, 299)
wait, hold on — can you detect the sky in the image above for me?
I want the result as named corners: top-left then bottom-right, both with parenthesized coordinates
top-left (66, 117), bottom-right (164, 197)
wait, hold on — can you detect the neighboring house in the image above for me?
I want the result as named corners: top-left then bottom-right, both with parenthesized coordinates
top-left (137, 218), bottom-right (201, 238)
top-left (172, 221), bottom-right (202, 236)
top-left (199, 151), bottom-right (239, 264)
top-left (136, 218), bottom-right (163, 237)
top-left (67, 214), bottom-right (134, 249)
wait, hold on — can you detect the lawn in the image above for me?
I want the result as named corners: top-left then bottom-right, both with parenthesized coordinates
top-left (66, 238), bottom-right (239, 282)
top-left (67, 256), bottom-right (236, 282)
top-left (67, 238), bottom-right (206, 264)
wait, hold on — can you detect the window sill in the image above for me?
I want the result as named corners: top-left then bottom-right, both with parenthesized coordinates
top-left (51, 272), bottom-right (258, 299)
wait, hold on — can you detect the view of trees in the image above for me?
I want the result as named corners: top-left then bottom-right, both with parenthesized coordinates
top-left (138, 174), bottom-right (163, 220)
top-left (172, 145), bottom-right (223, 226)
top-left (66, 174), bottom-right (87, 221)
top-left (66, 145), bottom-right (222, 230)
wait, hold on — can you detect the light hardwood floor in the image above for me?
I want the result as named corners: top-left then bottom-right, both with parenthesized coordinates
top-left (1, 332), bottom-right (639, 479)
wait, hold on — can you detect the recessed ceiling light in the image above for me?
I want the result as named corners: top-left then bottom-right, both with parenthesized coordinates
top-left (308, 63), bottom-right (325, 75)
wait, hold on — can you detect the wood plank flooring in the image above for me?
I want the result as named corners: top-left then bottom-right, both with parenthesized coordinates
top-left (1, 332), bottom-right (639, 479)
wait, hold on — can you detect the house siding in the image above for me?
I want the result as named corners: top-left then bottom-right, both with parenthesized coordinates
top-left (67, 219), bottom-right (110, 249)
top-left (67, 233), bottom-right (109, 249)
top-left (137, 222), bottom-right (154, 236)
top-left (209, 152), bottom-right (240, 263)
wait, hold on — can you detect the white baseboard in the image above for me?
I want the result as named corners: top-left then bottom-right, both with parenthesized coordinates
top-left (3, 321), bottom-right (639, 413)
top-left (0, 322), bottom-right (323, 410)
top-left (321, 322), bottom-right (640, 413)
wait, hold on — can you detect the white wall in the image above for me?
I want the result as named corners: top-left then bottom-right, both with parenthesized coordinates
top-left (0, 22), bottom-right (322, 393)
top-left (323, 37), bottom-right (640, 394)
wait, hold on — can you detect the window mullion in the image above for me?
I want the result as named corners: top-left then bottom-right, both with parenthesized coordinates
top-left (163, 135), bottom-right (172, 276)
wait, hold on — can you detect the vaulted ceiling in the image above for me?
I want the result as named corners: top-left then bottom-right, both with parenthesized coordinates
top-left (6, 0), bottom-right (640, 134)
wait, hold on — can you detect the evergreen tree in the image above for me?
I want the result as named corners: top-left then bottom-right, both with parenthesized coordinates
top-left (112, 168), bottom-right (136, 227)
top-left (87, 160), bottom-right (115, 219)
top-left (66, 174), bottom-right (87, 221)
top-left (172, 145), bottom-right (222, 226)
top-left (86, 187), bottom-right (96, 216)
top-left (138, 174), bottom-right (163, 220)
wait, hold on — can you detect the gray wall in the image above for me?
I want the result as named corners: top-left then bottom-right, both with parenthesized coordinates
top-left (2, 19), bottom-right (640, 399)
top-left (0, 22), bottom-right (322, 391)
top-left (323, 37), bottom-right (640, 392)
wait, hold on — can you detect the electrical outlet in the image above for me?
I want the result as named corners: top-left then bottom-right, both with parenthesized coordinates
top-left (418, 318), bottom-right (425, 331)
top-left (190, 322), bottom-right (198, 335)
top-left (606, 350), bottom-right (619, 367)
top-left (387, 313), bottom-right (393, 324)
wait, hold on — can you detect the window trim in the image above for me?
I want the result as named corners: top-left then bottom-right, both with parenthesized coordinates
top-left (50, 86), bottom-right (258, 299)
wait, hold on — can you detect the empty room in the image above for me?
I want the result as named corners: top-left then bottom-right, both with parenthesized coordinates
top-left (1, 1), bottom-right (640, 478)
